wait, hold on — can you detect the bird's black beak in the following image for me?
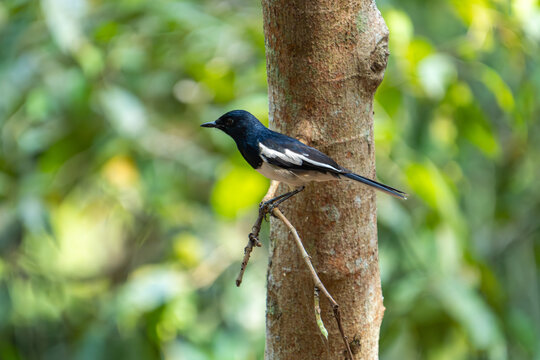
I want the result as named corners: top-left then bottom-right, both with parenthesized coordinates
top-left (201, 121), bottom-right (217, 128)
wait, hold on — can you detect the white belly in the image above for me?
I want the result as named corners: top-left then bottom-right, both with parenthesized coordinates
top-left (255, 162), bottom-right (339, 186)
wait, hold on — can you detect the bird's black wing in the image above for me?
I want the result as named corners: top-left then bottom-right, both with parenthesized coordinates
top-left (258, 133), bottom-right (343, 174)
top-left (259, 131), bottom-right (408, 199)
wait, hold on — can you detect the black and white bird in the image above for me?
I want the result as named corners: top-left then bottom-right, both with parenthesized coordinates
top-left (202, 110), bottom-right (407, 206)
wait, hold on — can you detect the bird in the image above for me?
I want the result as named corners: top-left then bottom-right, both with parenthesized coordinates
top-left (201, 110), bottom-right (407, 209)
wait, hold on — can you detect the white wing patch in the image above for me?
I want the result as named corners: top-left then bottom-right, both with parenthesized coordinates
top-left (259, 143), bottom-right (340, 171)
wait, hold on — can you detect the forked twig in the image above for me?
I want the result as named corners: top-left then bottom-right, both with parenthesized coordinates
top-left (273, 208), bottom-right (354, 360)
top-left (236, 181), bottom-right (279, 286)
top-left (235, 181), bottom-right (353, 359)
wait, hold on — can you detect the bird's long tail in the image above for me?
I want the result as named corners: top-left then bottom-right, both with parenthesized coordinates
top-left (342, 173), bottom-right (408, 199)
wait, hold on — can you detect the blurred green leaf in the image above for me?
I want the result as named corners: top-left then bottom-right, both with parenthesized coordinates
top-left (211, 164), bottom-right (268, 218)
top-left (435, 278), bottom-right (504, 352)
top-left (480, 66), bottom-right (515, 112)
top-left (99, 86), bottom-right (148, 137)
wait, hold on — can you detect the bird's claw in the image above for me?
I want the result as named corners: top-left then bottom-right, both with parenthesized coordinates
top-left (259, 200), bottom-right (275, 221)
top-left (259, 201), bottom-right (268, 214)
top-left (261, 202), bottom-right (279, 221)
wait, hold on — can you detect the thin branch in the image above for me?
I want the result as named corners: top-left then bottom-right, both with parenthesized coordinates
top-left (235, 182), bottom-right (353, 359)
top-left (236, 181), bottom-right (279, 286)
top-left (273, 208), bottom-right (354, 360)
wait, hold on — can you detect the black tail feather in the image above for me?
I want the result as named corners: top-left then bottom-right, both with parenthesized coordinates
top-left (342, 173), bottom-right (408, 199)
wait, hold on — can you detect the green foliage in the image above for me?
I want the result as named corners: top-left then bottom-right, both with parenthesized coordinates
top-left (376, 0), bottom-right (540, 359)
top-left (0, 0), bottom-right (538, 359)
top-left (1, 0), bottom-right (267, 358)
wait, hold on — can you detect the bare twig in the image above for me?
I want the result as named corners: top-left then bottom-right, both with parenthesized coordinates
top-left (236, 181), bottom-right (279, 286)
top-left (272, 209), bottom-right (354, 359)
top-left (236, 182), bottom-right (354, 359)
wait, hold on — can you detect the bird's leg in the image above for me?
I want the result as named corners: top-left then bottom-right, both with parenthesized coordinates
top-left (267, 186), bottom-right (305, 210)
top-left (262, 186), bottom-right (305, 218)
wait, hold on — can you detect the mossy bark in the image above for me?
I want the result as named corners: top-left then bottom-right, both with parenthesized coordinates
top-left (262, 0), bottom-right (389, 359)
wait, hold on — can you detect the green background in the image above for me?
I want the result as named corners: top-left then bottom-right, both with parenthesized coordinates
top-left (1, 0), bottom-right (539, 359)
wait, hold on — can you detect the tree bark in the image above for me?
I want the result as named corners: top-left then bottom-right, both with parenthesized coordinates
top-left (262, 1), bottom-right (389, 359)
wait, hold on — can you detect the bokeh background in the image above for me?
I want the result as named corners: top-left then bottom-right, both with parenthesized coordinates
top-left (1, 0), bottom-right (539, 359)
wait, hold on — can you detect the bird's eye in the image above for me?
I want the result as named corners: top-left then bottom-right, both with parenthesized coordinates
top-left (226, 118), bottom-right (234, 126)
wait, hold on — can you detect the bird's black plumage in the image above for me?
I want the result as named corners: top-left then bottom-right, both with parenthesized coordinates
top-left (201, 110), bottom-right (407, 199)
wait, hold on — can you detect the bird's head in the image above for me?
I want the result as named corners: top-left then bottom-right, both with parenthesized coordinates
top-left (201, 110), bottom-right (264, 139)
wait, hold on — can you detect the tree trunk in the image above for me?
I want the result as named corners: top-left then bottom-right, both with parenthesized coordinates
top-left (262, 0), bottom-right (389, 359)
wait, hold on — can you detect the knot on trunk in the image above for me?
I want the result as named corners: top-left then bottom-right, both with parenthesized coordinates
top-left (370, 35), bottom-right (389, 74)
top-left (360, 33), bottom-right (389, 91)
